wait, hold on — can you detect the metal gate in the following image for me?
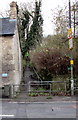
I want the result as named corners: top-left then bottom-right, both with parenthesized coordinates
top-left (1, 79), bottom-right (77, 99)
top-left (11, 80), bottom-right (67, 99)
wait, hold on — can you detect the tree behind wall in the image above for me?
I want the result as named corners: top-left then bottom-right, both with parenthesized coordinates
top-left (18, 0), bottom-right (43, 57)
top-left (28, 0), bottom-right (43, 49)
top-left (18, 8), bottom-right (31, 57)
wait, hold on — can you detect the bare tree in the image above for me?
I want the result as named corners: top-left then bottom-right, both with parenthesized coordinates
top-left (0, 10), bottom-right (10, 18)
top-left (51, 5), bottom-right (68, 35)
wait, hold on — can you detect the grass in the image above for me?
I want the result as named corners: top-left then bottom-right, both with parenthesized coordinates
top-left (29, 92), bottom-right (38, 97)
top-left (28, 87), bottom-right (50, 97)
top-left (46, 96), bottom-right (52, 99)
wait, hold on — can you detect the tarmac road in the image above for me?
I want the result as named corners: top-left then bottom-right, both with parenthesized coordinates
top-left (0, 100), bottom-right (77, 119)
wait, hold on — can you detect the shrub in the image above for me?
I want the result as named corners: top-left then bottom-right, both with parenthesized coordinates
top-left (30, 48), bottom-right (70, 78)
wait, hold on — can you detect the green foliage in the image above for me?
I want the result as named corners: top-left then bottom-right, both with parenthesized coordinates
top-left (37, 87), bottom-right (45, 91)
top-left (28, 0), bottom-right (43, 48)
top-left (22, 10), bottom-right (30, 29)
top-left (18, 9), bottom-right (31, 57)
top-left (29, 92), bottom-right (38, 97)
top-left (18, 1), bottom-right (43, 57)
top-left (28, 87), bottom-right (50, 97)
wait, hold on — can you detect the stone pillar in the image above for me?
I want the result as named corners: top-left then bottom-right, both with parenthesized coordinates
top-left (10, 1), bottom-right (17, 19)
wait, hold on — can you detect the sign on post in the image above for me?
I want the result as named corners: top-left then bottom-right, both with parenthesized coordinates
top-left (70, 60), bottom-right (74, 65)
top-left (68, 28), bottom-right (73, 50)
top-left (2, 73), bottom-right (8, 77)
top-left (69, 38), bottom-right (73, 50)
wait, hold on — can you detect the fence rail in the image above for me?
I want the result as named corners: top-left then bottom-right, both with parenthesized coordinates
top-left (11, 80), bottom-right (67, 97)
top-left (2, 79), bottom-right (78, 98)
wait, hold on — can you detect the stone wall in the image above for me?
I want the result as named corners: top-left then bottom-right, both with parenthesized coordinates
top-left (2, 36), bottom-right (15, 85)
top-left (12, 25), bottom-right (22, 86)
top-left (0, 27), bottom-right (22, 88)
top-left (0, 1), bottom-right (22, 97)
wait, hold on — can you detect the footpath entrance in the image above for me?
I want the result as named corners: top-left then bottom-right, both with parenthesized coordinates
top-left (12, 80), bottom-right (67, 99)
top-left (1, 65), bottom-right (77, 101)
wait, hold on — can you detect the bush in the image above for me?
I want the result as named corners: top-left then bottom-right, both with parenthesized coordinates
top-left (30, 48), bottom-right (70, 78)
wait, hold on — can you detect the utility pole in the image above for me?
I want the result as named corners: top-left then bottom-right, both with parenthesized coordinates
top-left (68, 0), bottom-right (74, 96)
top-left (72, 4), bottom-right (76, 38)
top-left (73, 5), bottom-right (76, 38)
top-left (69, 0), bottom-right (71, 28)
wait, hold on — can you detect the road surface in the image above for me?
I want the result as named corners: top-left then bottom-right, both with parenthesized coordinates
top-left (0, 100), bottom-right (77, 119)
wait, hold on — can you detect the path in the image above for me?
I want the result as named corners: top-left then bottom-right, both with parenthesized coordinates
top-left (7, 64), bottom-right (76, 102)
top-left (15, 64), bottom-right (34, 99)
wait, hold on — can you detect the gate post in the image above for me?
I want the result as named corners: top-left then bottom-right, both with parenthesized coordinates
top-left (9, 85), bottom-right (14, 98)
top-left (50, 84), bottom-right (51, 95)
